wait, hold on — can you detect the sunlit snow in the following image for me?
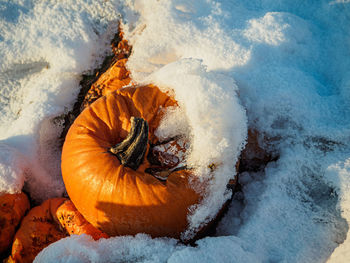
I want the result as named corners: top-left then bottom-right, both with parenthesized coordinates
top-left (1, 0), bottom-right (350, 262)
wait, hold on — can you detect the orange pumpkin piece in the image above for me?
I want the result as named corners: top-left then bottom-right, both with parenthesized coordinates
top-left (81, 28), bottom-right (132, 111)
top-left (95, 58), bottom-right (131, 96)
top-left (56, 200), bottom-right (108, 240)
top-left (62, 85), bottom-right (203, 240)
top-left (0, 192), bottom-right (30, 255)
top-left (112, 27), bottom-right (132, 60)
top-left (113, 39), bottom-right (132, 60)
top-left (7, 198), bottom-right (107, 263)
top-left (81, 59), bottom-right (132, 110)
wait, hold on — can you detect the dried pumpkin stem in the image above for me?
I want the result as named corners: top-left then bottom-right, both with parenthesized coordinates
top-left (110, 117), bottom-right (149, 170)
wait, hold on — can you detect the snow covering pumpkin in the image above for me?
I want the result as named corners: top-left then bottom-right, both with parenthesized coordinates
top-left (7, 198), bottom-right (107, 263)
top-left (61, 85), bottom-right (203, 240)
top-left (0, 192), bottom-right (30, 255)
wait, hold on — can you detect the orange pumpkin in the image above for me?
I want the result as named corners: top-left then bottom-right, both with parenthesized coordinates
top-left (0, 192), bottom-right (30, 255)
top-left (7, 198), bottom-right (107, 263)
top-left (61, 85), bottom-right (203, 240)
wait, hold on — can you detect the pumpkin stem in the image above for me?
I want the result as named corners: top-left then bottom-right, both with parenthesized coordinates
top-left (110, 117), bottom-right (149, 170)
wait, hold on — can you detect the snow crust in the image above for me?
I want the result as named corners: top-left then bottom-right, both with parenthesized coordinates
top-left (0, 143), bottom-right (26, 194)
top-left (0, 0), bottom-right (121, 200)
top-left (326, 159), bottom-right (350, 262)
top-left (35, 234), bottom-right (259, 263)
top-left (34, 234), bottom-right (180, 263)
top-left (1, 0), bottom-right (350, 262)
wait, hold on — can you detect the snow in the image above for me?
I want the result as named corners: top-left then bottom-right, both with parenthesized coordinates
top-left (0, 143), bottom-right (26, 194)
top-left (326, 159), bottom-right (350, 262)
top-left (0, 0), bottom-right (121, 200)
top-left (1, 0), bottom-right (350, 262)
top-left (148, 59), bottom-right (247, 238)
top-left (36, 234), bottom-right (260, 263)
top-left (34, 234), bottom-right (180, 263)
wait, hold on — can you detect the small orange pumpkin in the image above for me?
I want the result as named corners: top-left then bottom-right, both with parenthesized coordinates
top-left (62, 85), bottom-right (203, 240)
top-left (7, 198), bottom-right (107, 263)
top-left (0, 192), bottom-right (30, 255)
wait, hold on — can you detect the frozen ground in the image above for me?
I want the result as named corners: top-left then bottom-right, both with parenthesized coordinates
top-left (1, 0), bottom-right (350, 262)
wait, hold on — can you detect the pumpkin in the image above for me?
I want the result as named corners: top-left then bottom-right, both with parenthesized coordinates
top-left (0, 192), bottom-right (30, 255)
top-left (61, 84), bottom-right (203, 240)
top-left (7, 198), bottom-right (107, 263)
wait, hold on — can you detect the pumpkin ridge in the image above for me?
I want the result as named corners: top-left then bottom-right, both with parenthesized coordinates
top-left (61, 145), bottom-right (105, 157)
top-left (85, 101), bottom-right (115, 140)
top-left (134, 169), bottom-right (167, 205)
top-left (100, 94), bottom-right (119, 132)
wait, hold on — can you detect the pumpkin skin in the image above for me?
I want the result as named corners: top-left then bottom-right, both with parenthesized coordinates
top-left (81, 58), bottom-right (131, 110)
top-left (61, 85), bottom-right (202, 239)
top-left (0, 192), bottom-right (30, 255)
top-left (56, 200), bottom-right (108, 240)
top-left (8, 198), bottom-right (107, 263)
top-left (8, 198), bottom-right (68, 263)
top-left (97, 58), bottom-right (131, 96)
